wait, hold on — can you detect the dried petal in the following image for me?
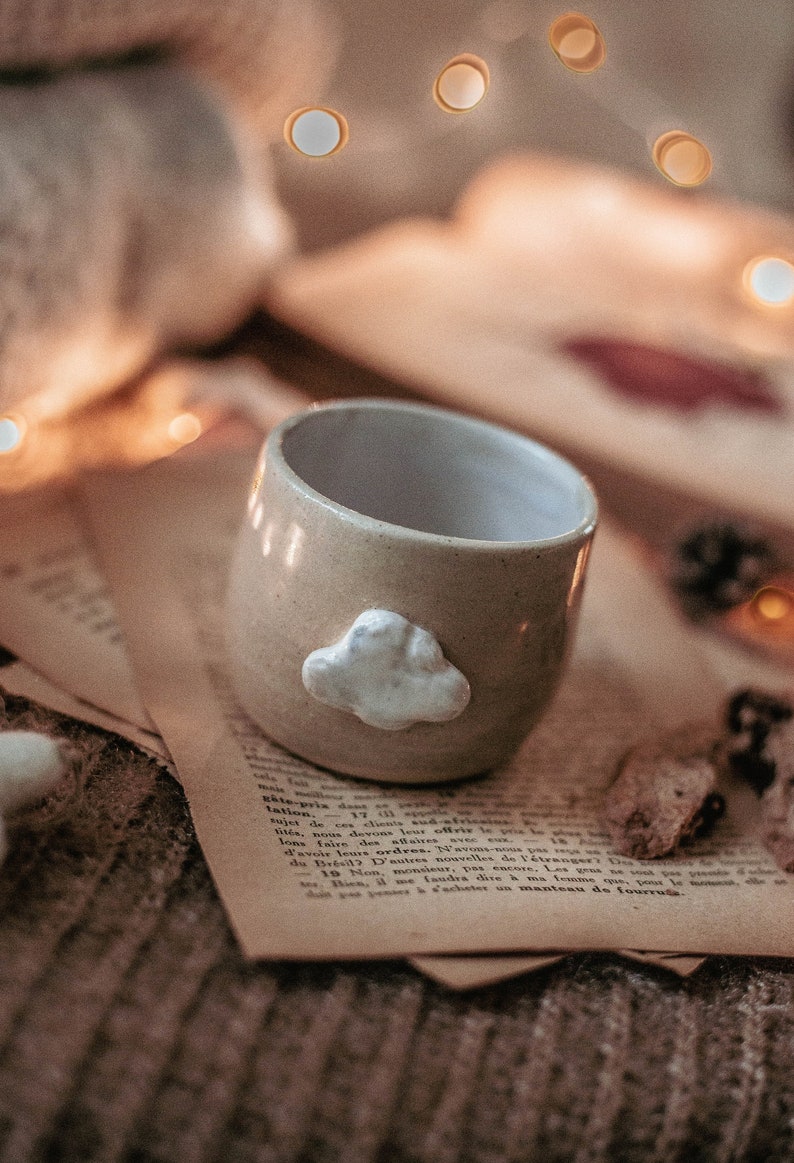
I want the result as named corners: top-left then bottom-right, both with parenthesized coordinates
top-left (605, 723), bottom-right (722, 859)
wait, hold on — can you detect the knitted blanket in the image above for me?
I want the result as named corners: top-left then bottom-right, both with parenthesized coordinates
top-left (0, 0), bottom-right (333, 420)
top-left (2, 684), bottom-right (794, 1162)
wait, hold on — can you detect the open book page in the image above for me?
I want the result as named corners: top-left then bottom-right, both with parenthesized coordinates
top-left (617, 951), bottom-right (706, 976)
top-left (266, 154), bottom-right (794, 531)
top-left (77, 446), bottom-right (794, 961)
top-left (411, 953), bottom-right (566, 990)
top-left (0, 486), bottom-right (153, 731)
top-left (412, 950), bottom-right (705, 990)
top-left (0, 455), bottom-right (593, 986)
top-left (0, 360), bottom-right (308, 752)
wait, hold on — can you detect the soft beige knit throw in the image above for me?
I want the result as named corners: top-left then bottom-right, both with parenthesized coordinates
top-left (0, 0), bottom-right (334, 419)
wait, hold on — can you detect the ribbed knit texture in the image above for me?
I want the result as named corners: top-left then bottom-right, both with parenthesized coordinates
top-left (3, 687), bottom-right (794, 1162)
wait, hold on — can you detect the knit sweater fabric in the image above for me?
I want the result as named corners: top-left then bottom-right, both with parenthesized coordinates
top-left (0, 0), bottom-right (334, 419)
top-left (3, 685), bottom-right (794, 1163)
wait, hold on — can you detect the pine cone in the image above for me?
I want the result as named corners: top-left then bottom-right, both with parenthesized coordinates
top-left (723, 687), bottom-right (793, 794)
top-left (672, 521), bottom-right (775, 616)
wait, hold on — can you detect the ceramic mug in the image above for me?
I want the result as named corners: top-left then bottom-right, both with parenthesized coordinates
top-left (225, 398), bottom-right (597, 784)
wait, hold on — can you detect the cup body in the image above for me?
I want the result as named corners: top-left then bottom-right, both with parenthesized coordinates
top-left (225, 399), bottom-right (597, 783)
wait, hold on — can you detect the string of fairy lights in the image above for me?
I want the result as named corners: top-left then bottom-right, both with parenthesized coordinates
top-left (282, 10), bottom-right (698, 189)
top-left (282, 11), bottom-right (794, 308)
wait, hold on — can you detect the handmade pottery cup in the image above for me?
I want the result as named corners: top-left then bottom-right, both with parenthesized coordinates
top-left (225, 399), bottom-right (597, 784)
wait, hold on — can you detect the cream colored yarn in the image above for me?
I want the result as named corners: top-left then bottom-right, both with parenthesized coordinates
top-left (0, 0), bottom-right (335, 135)
top-left (0, 0), bottom-right (335, 419)
top-left (0, 731), bottom-right (68, 863)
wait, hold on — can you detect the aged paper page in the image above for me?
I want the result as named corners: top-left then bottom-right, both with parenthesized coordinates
top-left (0, 447), bottom-right (702, 982)
top-left (79, 448), bottom-right (794, 960)
top-left (411, 954), bottom-right (566, 990)
top-left (0, 486), bottom-right (153, 730)
top-left (0, 359), bottom-right (307, 731)
top-left (412, 951), bottom-right (705, 990)
top-left (0, 456), bottom-right (585, 984)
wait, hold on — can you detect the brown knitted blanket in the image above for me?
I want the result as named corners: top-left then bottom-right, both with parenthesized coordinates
top-left (2, 684), bottom-right (794, 1162)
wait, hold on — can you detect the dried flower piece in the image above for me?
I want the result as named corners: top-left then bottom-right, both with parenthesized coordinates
top-left (756, 717), bottom-right (794, 872)
top-left (760, 780), bottom-right (794, 870)
top-left (605, 724), bottom-right (724, 859)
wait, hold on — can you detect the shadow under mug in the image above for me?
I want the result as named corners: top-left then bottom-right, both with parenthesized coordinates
top-left (225, 399), bottom-right (597, 784)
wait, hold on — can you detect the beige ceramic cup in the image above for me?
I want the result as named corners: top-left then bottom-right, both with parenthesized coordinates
top-left (225, 399), bottom-right (597, 784)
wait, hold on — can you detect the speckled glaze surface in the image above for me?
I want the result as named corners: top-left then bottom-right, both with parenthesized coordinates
top-left (225, 399), bottom-right (597, 784)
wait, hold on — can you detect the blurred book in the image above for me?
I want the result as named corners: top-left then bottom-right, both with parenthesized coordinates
top-left (268, 153), bottom-right (794, 531)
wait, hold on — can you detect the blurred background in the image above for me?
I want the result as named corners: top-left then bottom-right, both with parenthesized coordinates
top-left (274, 0), bottom-right (794, 250)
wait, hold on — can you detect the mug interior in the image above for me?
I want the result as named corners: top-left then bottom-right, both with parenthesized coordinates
top-left (280, 402), bottom-right (594, 542)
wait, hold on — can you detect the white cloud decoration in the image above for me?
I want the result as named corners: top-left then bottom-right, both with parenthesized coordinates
top-left (301, 609), bottom-right (471, 731)
top-left (0, 731), bottom-right (67, 864)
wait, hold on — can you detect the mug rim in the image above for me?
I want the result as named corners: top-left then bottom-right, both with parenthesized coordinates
top-left (267, 397), bottom-right (598, 551)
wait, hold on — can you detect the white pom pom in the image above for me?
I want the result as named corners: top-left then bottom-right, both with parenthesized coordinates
top-left (0, 731), bottom-right (66, 813)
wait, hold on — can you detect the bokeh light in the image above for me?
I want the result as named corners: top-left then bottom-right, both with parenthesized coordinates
top-left (548, 14), bottom-right (606, 73)
top-left (743, 257), bottom-right (794, 307)
top-left (285, 107), bottom-right (349, 157)
top-left (167, 412), bottom-right (203, 446)
top-left (0, 415), bottom-right (26, 454)
top-left (652, 131), bottom-right (712, 187)
top-left (433, 55), bottom-right (490, 113)
top-left (751, 585), bottom-right (794, 624)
